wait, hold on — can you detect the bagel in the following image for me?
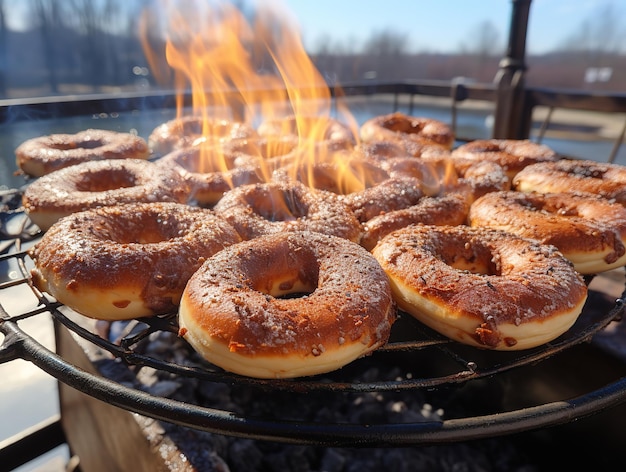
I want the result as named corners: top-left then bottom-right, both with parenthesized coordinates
top-left (212, 180), bottom-right (363, 242)
top-left (513, 158), bottom-right (626, 205)
top-left (469, 190), bottom-right (626, 274)
top-left (372, 224), bottom-right (588, 350)
top-left (156, 143), bottom-right (265, 206)
top-left (148, 116), bottom-right (259, 156)
top-left (22, 159), bottom-right (189, 231)
top-left (360, 190), bottom-right (472, 251)
top-left (360, 113), bottom-right (455, 150)
top-left (178, 231), bottom-right (396, 378)
top-left (451, 139), bottom-right (559, 180)
top-left (16, 129), bottom-right (150, 177)
top-left (29, 202), bottom-right (242, 320)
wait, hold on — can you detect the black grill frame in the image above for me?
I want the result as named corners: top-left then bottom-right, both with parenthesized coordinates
top-left (2, 186), bottom-right (626, 446)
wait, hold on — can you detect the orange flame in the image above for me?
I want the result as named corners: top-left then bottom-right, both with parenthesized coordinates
top-left (140, 2), bottom-right (353, 151)
top-left (140, 1), bottom-right (456, 206)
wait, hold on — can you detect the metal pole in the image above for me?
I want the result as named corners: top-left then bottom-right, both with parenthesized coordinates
top-left (492, 0), bottom-right (532, 139)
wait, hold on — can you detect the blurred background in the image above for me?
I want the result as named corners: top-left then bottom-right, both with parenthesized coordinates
top-left (0, 0), bottom-right (624, 99)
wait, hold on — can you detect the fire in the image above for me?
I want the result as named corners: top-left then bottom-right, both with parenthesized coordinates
top-left (140, 0), bottom-right (456, 207)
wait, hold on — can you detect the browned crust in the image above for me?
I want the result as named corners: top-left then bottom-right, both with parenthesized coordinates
top-left (180, 231), bottom-right (396, 359)
top-left (372, 224), bottom-right (587, 349)
top-left (360, 112), bottom-right (455, 149)
top-left (156, 145), bottom-right (266, 206)
top-left (451, 139), bottom-right (558, 179)
top-left (513, 159), bottom-right (626, 206)
top-left (361, 191), bottom-right (472, 251)
top-left (29, 202), bottom-right (242, 318)
top-left (148, 116), bottom-right (259, 156)
top-left (15, 129), bottom-right (150, 177)
top-left (213, 180), bottom-right (363, 242)
top-left (469, 190), bottom-right (626, 273)
top-left (22, 159), bottom-right (190, 231)
top-left (257, 115), bottom-right (356, 146)
top-left (355, 139), bottom-right (450, 161)
top-left (343, 178), bottom-right (425, 223)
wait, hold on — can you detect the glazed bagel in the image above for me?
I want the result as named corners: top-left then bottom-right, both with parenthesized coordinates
top-left (213, 180), bottom-right (362, 242)
top-left (356, 139), bottom-right (451, 161)
top-left (271, 156), bottom-right (430, 223)
top-left (274, 156), bottom-right (433, 225)
top-left (469, 190), bottom-right (626, 274)
top-left (156, 143), bottom-right (265, 206)
top-left (221, 135), bottom-right (300, 172)
top-left (22, 159), bottom-right (189, 231)
top-left (257, 115), bottom-right (356, 152)
top-left (343, 178), bottom-right (426, 223)
top-left (513, 159), bottom-right (626, 205)
top-left (360, 190), bottom-right (472, 251)
top-left (443, 158), bottom-right (511, 200)
top-left (148, 116), bottom-right (259, 156)
top-left (178, 231), bottom-right (396, 378)
top-left (450, 139), bottom-right (559, 180)
top-left (360, 112), bottom-right (455, 150)
top-left (16, 129), bottom-right (150, 177)
top-left (372, 225), bottom-right (588, 350)
top-left (273, 155), bottom-right (390, 197)
top-left (29, 202), bottom-right (242, 320)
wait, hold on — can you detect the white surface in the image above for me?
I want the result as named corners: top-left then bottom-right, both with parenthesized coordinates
top-left (1, 281), bottom-right (69, 471)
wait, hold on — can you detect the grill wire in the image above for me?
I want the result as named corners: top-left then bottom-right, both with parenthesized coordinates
top-left (2, 185), bottom-right (626, 446)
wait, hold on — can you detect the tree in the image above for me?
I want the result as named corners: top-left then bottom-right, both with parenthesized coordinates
top-left (30, 0), bottom-right (65, 94)
top-left (550, 3), bottom-right (626, 89)
top-left (360, 29), bottom-right (410, 80)
top-left (458, 20), bottom-right (502, 81)
top-left (557, 3), bottom-right (625, 56)
top-left (459, 20), bottom-right (502, 57)
top-left (362, 29), bottom-right (409, 56)
top-left (0, 0), bottom-right (7, 96)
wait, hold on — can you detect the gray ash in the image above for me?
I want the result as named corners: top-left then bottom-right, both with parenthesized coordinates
top-left (94, 328), bottom-right (540, 472)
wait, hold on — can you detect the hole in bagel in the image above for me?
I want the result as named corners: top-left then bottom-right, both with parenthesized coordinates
top-left (430, 237), bottom-right (499, 275)
top-left (48, 139), bottom-right (105, 151)
top-left (246, 246), bottom-right (320, 298)
top-left (74, 168), bottom-right (137, 192)
top-left (245, 186), bottom-right (310, 222)
top-left (274, 289), bottom-right (315, 300)
top-left (172, 146), bottom-right (240, 174)
top-left (391, 120), bottom-right (425, 134)
top-left (266, 277), bottom-right (317, 299)
top-left (96, 213), bottom-right (187, 244)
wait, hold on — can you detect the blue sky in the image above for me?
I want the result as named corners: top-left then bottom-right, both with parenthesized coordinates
top-left (278, 0), bottom-right (625, 54)
top-left (6, 0), bottom-right (624, 55)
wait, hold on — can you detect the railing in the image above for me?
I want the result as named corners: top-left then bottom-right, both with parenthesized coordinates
top-left (2, 80), bottom-right (624, 156)
top-left (0, 416), bottom-right (66, 471)
top-left (526, 87), bottom-right (626, 162)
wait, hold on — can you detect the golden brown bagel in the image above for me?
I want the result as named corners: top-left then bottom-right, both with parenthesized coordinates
top-left (372, 224), bottom-right (587, 350)
top-left (179, 231), bottom-right (396, 378)
top-left (469, 190), bottom-right (626, 274)
top-left (360, 112), bottom-right (455, 150)
top-left (29, 202), bottom-right (242, 320)
top-left (16, 129), bottom-right (150, 177)
top-left (451, 139), bottom-right (558, 180)
top-left (22, 159), bottom-right (189, 231)
top-left (513, 158), bottom-right (626, 206)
